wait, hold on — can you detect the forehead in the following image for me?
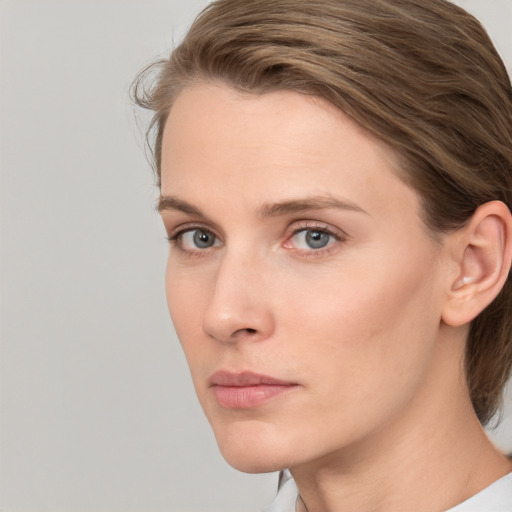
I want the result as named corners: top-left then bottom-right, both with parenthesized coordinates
top-left (160, 82), bottom-right (422, 224)
top-left (162, 82), bottom-right (393, 159)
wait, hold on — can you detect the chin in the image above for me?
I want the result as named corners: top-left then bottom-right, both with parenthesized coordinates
top-left (219, 444), bottom-right (290, 474)
top-left (211, 418), bottom-right (298, 474)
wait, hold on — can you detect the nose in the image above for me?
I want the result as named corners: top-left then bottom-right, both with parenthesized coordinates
top-left (202, 252), bottom-right (275, 345)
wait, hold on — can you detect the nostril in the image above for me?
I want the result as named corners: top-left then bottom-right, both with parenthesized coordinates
top-left (246, 328), bottom-right (257, 334)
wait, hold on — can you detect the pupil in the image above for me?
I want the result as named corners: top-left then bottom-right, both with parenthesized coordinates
top-left (306, 230), bottom-right (329, 249)
top-left (194, 230), bottom-right (214, 248)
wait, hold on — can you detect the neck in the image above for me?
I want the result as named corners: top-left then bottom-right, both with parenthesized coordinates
top-left (295, 423), bottom-right (510, 512)
top-left (292, 329), bottom-right (512, 512)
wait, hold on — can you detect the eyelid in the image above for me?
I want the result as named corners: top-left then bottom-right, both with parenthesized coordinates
top-left (167, 222), bottom-right (221, 242)
top-left (166, 223), bottom-right (223, 258)
top-left (282, 220), bottom-right (347, 253)
top-left (286, 220), bottom-right (347, 240)
top-left (165, 219), bottom-right (347, 257)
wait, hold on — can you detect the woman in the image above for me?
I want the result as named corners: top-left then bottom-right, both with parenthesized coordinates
top-left (133, 0), bottom-right (512, 510)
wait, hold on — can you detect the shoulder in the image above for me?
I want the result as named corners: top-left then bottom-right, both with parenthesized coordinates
top-left (261, 471), bottom-right (512, 512)
top-left (447, 472), bottom-right (512, 512)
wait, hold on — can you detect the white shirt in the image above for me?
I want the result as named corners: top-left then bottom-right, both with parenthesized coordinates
top-left (262, 470), bottom-right (512, 512)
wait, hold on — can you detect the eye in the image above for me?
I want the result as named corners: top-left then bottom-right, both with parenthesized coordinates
top-left (171, 228), bottom-right (220, 252)
top-left (287, 228), bottom-right (339, 250)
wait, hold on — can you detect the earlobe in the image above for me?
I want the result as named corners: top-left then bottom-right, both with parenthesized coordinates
top-left (442, 201), bottom-right (512, 327)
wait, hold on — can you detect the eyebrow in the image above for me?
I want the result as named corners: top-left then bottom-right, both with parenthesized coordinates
top-left (258, 196), bottom-right (367, 217)
top-left (157, 196), bottom-right (204, 216)
top-left (157, 194), bottom-right (368, 217)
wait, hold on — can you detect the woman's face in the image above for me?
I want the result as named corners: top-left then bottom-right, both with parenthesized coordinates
top-left (159, 83), bottom-right (452, 473)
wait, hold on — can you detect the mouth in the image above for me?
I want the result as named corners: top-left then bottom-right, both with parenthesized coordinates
top-left (208, 371), bottom-right (300, 409)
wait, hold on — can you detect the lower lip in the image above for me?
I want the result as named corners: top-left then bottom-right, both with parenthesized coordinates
top-left (212, 384), bottom-right (298, 409)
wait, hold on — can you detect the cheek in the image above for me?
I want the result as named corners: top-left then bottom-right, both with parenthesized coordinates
top-left (165, 262), bottom-right (206, 350)
top-left (279, 247), bottom-right (442, 399)
top-left (165, 263), bottom-right (216, 407)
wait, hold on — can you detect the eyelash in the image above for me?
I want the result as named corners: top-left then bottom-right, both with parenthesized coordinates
top-left (285, 221), bottom-right (345, 257)
top-left (167, 223), bottom-right (220, 258)
top-left (166, 221), bottom-right (345, 258)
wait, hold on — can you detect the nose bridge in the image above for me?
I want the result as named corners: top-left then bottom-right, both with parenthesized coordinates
top-left (202, 244), bottom-right (274, 344)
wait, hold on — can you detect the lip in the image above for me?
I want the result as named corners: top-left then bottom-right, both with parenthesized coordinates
top-left (209, 371), bottom-right (300, 409)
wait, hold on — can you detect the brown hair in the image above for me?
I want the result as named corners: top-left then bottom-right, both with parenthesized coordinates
top-left (133, 0), bottom-right (512, 424)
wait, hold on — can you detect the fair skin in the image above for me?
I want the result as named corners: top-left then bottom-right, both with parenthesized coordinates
top-left (159, 82), bottom-right (512, 512)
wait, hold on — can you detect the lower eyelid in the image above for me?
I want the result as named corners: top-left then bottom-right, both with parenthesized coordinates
top-left (169, 228), bottom-right (222, 255)
top-left (283, 228), bottom-right (343, 252)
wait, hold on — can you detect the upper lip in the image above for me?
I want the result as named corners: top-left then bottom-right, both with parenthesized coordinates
top-left (208, 370), bottom-right (296, 387)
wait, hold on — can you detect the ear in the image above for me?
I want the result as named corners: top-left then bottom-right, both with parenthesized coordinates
top-left (442, 201), bottom-right (512, 327)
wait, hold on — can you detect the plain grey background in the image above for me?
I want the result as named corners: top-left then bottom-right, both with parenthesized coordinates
top-left (0, 1), bottom-right (511, 511)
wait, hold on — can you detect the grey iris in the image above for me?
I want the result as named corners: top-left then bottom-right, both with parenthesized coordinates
top-left (306, 230), bottom-right (330, 249)
top-left (194, 230), bottom-right (215, 248)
